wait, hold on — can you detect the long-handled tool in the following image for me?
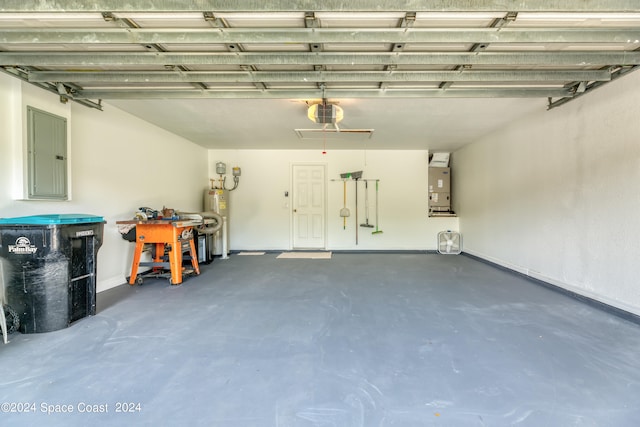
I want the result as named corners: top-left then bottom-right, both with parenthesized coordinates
top-left (355, 178), bottom-right (359, 244)
top-left (360, 180), bottom-right (375, 229)
top-left (372, 180), bottom-right (383, 235)
top-left (349, 171), bottom-right (363, 244)
top-left (339, 180), bottom-right (350, 229)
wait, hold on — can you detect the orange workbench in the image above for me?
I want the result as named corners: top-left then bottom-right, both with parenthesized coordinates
top-left (116, 219), bottom-right (201, 285)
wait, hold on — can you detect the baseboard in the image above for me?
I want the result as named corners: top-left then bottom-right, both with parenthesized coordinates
top-left (327, 249), bottom-right (437, 254)
top-left (231, 249), bottom-right (438, 255)
top-left (462, 251), bottom-right (640, 325)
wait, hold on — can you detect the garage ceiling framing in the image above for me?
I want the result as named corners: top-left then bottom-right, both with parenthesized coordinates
top-left (2, 1), bottom-right (640, 13)
top-left (1, 1), bottom-right (640, 110)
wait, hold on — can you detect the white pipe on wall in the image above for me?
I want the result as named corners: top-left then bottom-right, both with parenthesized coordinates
top-left (221, 216), bottom-right (229, 260)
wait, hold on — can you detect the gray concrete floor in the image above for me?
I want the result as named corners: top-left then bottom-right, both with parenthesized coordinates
top-left (1, 253), bottom-right (640, 426)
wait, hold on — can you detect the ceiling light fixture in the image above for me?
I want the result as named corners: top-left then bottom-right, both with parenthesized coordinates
top-left (307, 101), bottom-right (344, 124)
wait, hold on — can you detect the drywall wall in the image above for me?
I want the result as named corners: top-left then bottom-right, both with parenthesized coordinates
top-left (0, 74), bottom-right (22, 205)
top-left (453, 70), bottom-right (640, 315)
top-left (209, 149), bottom-right (458, 251)
top-left (0, 74), bottom-right (209, 292)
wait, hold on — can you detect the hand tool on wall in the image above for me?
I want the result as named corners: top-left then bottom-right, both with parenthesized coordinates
top-left (355, 177), bottom-right (358, 244)
top-left (360, 180), bottom-right (375, 229)
top-left (372, 180), bottom-right (383, 235)
top-left (349, 171), bottom-right (363, 244)
top-left (340, 179), bottom-right (350, 229)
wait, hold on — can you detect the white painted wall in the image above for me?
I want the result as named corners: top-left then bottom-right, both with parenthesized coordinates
top-left (0, 74), bottom-right (22, 206)
top-left (209, 149), bottom-right (458, 251)
top-left (453, 70), bottom-right (640, 315)
top-left (0, 74), bottom-right (209, 292)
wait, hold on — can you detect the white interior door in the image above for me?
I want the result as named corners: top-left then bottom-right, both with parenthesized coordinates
top-left (292, 164), bottom-right (326, 249)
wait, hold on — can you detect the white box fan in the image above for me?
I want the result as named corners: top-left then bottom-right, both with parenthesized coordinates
top-left (437, 230), bottom-right (462, 255)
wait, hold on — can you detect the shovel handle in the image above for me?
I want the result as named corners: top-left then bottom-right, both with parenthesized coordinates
top-left (343, 180), bottom-right (347, 229)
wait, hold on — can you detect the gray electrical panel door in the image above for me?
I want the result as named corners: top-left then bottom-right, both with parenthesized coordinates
top-left (27, 106), bottom-right (68, 200)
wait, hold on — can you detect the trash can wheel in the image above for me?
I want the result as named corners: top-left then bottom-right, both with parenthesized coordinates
top-left (3, 304), bottom-right (20, 334)
top-left (136, 276), bottom-right (144, 286)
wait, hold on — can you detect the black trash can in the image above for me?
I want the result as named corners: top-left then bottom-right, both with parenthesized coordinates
top-left (0, 214), bottom-right (105, 334)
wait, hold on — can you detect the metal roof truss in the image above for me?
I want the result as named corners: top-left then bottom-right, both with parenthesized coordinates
top-left (1, 2), bottom-right (639, 109)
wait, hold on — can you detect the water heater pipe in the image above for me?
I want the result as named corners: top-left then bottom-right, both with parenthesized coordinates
top-left (221, 216), bottom-right (229, 260)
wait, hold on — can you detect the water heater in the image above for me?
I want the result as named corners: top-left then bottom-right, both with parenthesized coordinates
top-left (204, 189), bottom-right (229, 256)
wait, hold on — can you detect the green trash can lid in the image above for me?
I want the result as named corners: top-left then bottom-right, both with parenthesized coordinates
top-left (0, 214), bottom-right (105, 225)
